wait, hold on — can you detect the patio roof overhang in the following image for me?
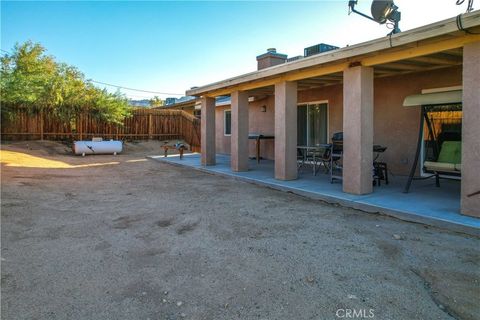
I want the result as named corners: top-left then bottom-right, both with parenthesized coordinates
top-left (186, 11), bottom-right (480, 98)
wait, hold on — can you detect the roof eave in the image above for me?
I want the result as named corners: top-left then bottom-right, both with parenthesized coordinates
top-left (186, 11), bottom-right (480, 97)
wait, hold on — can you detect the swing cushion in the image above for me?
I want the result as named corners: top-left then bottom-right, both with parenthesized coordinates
top-left (424, 161), bottom-right (456, 172)
top-left (424, 141), bottom-right (461, 173)
top-left (437, 141), bottom-right (461, 164)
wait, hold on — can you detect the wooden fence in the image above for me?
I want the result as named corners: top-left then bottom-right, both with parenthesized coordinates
top-left (1, 109), bottom-right (201, 151)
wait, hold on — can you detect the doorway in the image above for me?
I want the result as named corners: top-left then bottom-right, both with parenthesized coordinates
top-left (297, 103), bottom-right (328, 146)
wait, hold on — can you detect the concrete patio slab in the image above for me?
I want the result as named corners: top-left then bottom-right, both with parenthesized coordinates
top-left (150, 153), bottom-right (480, 236)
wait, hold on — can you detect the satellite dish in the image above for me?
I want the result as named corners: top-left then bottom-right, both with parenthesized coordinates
top-left (348, 0), bottom-right (401, 34)
top-left (371, 0), bottom-right (397, 24)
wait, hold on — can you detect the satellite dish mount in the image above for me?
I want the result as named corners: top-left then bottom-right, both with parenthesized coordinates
top-left (348, 0), bottom-right (401, 35)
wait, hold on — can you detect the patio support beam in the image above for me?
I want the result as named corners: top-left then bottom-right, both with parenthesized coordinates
top-left (461, 41), bottom-right (480, 217)
top-left (231, 90), bottom-right (249, 172)
top-left (342, 66), bottom-right (374, 195)
top-left (201, 96), bottom-right (216, 166)
top-left (274, 81), bottom-right (297, 180)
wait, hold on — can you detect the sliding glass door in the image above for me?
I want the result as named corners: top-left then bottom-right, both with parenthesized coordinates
top-left (297, 103), bottom-right (328, 146)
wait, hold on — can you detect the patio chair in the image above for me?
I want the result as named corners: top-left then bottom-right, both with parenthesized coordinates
top-left (307, 148), bottom-right (323, 175)
top-left (318, 147), bottom-right (332, 174)
top-left (297, 148), bottom-right (306, 169)
top-left (298, 147), bottom-right (322, 175)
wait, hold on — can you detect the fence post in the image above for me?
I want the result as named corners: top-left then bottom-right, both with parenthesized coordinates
top-left (79, 114), bottom-right (83, 141)
top-left (148, 113), bottom-right (153, 140)
top-left (40, 111), bottom-right (44, 141)
top-left (179, 115), bottom-right (182, 142)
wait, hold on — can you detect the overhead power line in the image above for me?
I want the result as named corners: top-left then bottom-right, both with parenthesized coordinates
top-left (87, 79), bottom-right (184, 96)
top-left (124, 93), bottom-right (158, 99)
top-left (0, 53), bottom-right (183, 96)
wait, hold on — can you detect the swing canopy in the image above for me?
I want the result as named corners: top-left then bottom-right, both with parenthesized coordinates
top-left (403, 90), bottom-right (462, 107)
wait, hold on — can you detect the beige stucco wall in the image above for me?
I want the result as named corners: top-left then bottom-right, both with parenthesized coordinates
top-left (216, 96), bottom-right (275, 160)
top-left (215, 66), bottom-right (462, 175)
top-left (300, 66), bottom-right (462, 175)
top-left (215, 105), bottom-right (231, 156)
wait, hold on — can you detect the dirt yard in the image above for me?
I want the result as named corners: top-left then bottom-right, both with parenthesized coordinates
top-left (1, 141), bottom-right (479, 320)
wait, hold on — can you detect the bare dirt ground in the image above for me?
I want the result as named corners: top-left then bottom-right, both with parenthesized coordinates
top-left (1, 141), bottom-right (479, 320)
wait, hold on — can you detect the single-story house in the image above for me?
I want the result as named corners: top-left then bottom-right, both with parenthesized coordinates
top-left (183, 12), bottom-right (480, 218)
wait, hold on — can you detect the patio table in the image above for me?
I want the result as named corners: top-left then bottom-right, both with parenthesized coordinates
top-left (297, 144), bottom-right (331, 176)
top-left (249, 134), bottom-right (274, 164)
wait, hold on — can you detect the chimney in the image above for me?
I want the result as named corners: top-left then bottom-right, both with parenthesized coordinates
top-left (256, 48), bottom-right (287, 70)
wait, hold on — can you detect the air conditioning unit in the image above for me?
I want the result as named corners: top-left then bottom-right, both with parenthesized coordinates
top-left (304, 43), bottom-right (339, 57)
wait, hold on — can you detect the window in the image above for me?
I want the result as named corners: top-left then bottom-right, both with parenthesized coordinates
top-left (193, 109), bottom-right (201, 119)
top-left (224, 110), bottom-right (231, 136)
top-left (297, 103), bottom-right (328, 146)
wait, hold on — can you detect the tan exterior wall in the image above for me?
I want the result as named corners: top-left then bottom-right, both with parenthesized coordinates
top-left (215, 66), bottom-right (462, 175)
top-left (215, 105), bottom-right (231, 155)
top-left (299, 66), bottom-right (462, 175)
top-left (216, 97), bottom-right (275, 159)
top-left (248, 96), bottom-right (276, 159)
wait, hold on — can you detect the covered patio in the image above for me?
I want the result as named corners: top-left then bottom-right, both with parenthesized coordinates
top-left (183, 12), bottom-right (480, 224)
top-left (152, 153), bottom-right (479, 235)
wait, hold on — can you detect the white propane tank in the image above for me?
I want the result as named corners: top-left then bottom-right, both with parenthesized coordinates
top-left (73, 140), bottom-right (123, 156)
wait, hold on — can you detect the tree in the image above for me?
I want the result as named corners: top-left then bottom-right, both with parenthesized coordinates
top-left (1, 41), bottom-right (131, 124)
top-left (149, 95), bottom-right (164, 108)
top-left (1, 42), bottom-right (58, 118)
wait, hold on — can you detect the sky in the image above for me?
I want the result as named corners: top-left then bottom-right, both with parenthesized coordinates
top-left (1, 1), bottom-right (472, 100)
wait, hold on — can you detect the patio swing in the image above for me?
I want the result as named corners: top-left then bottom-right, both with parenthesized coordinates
top-left (403, 90), bottom-right (462, 193)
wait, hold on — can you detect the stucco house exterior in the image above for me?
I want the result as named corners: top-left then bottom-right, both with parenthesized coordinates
top-left (183, 12), bottom-right (480, 218)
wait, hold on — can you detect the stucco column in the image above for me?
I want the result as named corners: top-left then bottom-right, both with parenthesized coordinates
top-left (231, 91), bottom-right (249, 172)
top-left (461, 41), bottom-right (480, 217)
top-left (342, 66), bottom-right (374, 195)
top-left (274, 81), bottom-right (297, 180)
top-left (201, 96), bottom-right (216, 166)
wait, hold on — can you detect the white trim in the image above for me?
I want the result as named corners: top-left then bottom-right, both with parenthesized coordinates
top-left (224, 109), bottom-right (231, 136)
top-left (297, 99), bottom-right (329, 106)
